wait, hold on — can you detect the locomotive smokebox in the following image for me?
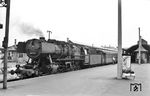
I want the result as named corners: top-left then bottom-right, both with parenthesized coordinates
top-left (26, 38), bottom-right (62, 59)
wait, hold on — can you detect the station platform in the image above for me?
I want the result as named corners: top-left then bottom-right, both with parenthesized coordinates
top-left (0, 63), bottom-right (150, 96)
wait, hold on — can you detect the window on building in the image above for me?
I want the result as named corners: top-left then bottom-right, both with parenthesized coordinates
top-left (18, 53), bottom-right (23, 58)
top-left (8, 52), bottom-right (12, 60)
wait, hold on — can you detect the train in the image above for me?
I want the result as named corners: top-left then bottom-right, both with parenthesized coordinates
top-left (10, 37), bottom-right (118, 78)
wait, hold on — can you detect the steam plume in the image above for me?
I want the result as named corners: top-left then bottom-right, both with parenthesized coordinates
top-left (11, 19), bottom-right (44, 37)
top-left (18, 23), bottom-right (44, 37)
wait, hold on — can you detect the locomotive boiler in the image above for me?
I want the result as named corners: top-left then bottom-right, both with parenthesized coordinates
top-left (26, 37), bottom-right (83, 60)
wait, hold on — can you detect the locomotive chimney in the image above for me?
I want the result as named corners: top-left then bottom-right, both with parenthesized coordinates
top-left (39, 37), bottom-right (46, 42)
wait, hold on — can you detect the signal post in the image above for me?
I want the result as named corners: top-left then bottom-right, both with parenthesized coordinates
top-left (0, 0), bottom-right (11, 89)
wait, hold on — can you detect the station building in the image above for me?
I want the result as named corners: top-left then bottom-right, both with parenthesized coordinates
top-left (7, 45), bottom-right (28, 63)
top-left (0, 45), bottom-right (28, 63)
top-left (126, 39), bottom-right (150, 63)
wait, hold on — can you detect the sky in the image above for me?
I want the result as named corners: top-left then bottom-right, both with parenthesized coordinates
top-left (0, 0), bottom-right (150, 48)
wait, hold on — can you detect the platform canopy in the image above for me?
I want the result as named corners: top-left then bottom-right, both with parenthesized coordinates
top-left (126, 44), bottom-right (150, 54)
top-left (134, 46), bottom-right (147, 52)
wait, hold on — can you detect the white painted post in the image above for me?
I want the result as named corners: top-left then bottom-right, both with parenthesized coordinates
top-left (117, 0), bottom-right (123, 79)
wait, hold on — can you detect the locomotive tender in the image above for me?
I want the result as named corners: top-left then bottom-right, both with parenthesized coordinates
top-left (11, 37), bottom-right (117, 78)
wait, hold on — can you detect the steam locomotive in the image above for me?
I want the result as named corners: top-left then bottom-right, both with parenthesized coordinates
top-left (11, 37), bottom-right (117, 78)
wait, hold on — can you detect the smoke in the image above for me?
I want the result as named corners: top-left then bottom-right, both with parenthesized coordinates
top-left (11, 19), bottom-right (44, 37)
top-left (18, 23), bottom-right (44, 37)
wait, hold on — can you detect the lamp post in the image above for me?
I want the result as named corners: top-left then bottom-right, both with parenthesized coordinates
top-left (117, 0), bottom-right (123, 79)
top-left (138, 27), bottom-right (141, 64)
